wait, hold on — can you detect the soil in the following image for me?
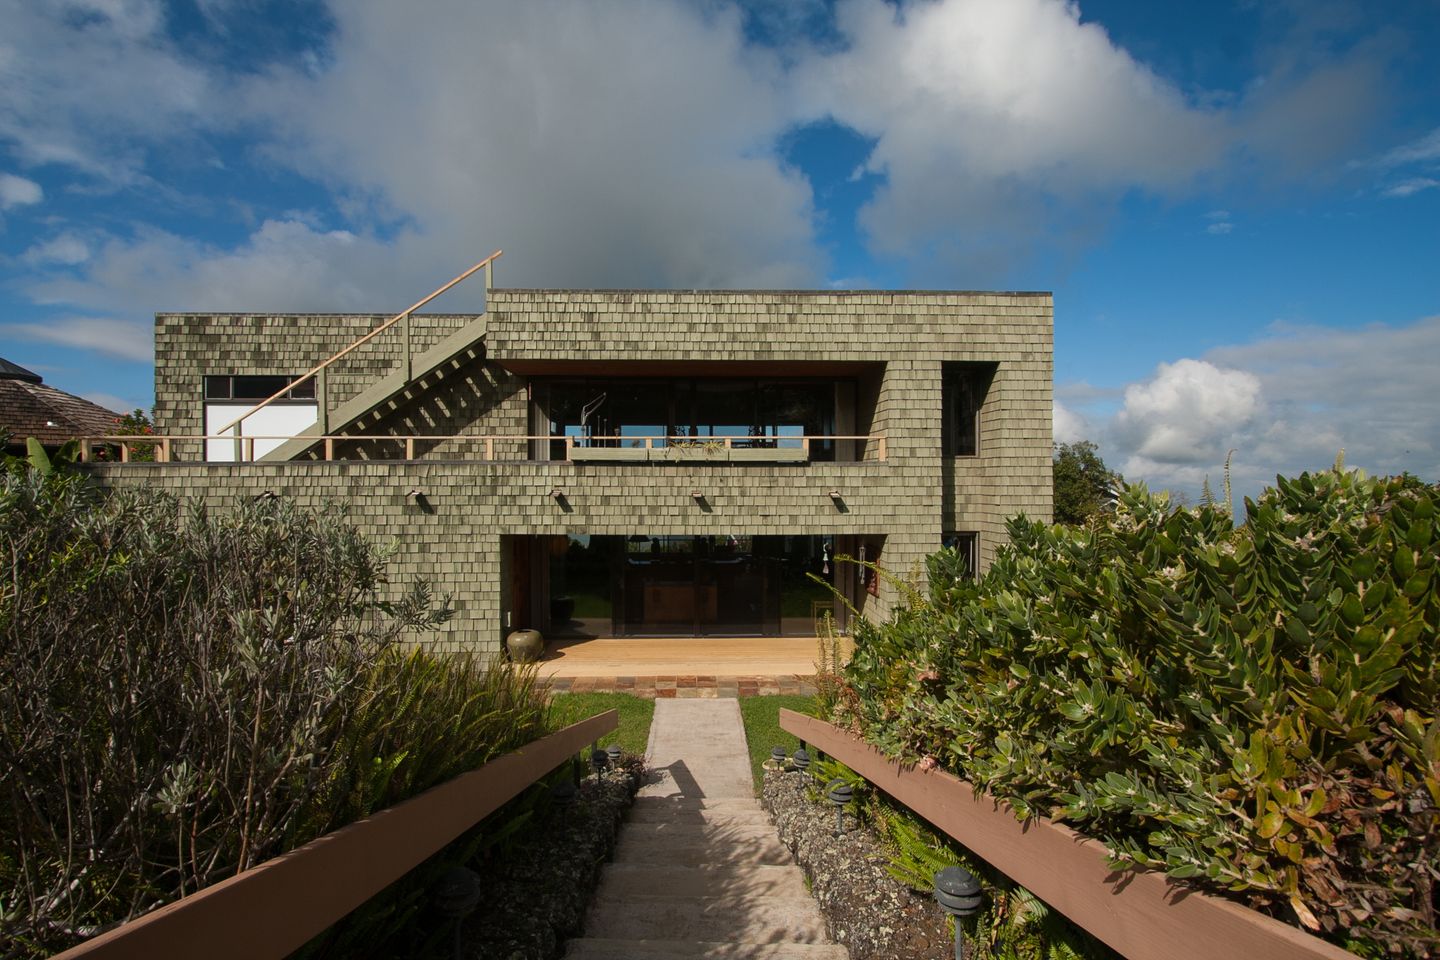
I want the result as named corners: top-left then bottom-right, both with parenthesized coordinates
top-left (461, 756), bottom-right (643, 960)
top-left (762, 767), bottom-right (954, 960)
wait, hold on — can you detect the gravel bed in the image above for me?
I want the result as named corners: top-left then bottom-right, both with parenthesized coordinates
top-left (762, 767), bottom-right (951, 960)
top-left (461, 757), bottom-right (643, 960)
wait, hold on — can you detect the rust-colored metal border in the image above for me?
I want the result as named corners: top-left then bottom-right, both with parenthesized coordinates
top-left (55, 709), bottom-right (617, 960)
top-left (780, 710), bottom-right (1356, 960)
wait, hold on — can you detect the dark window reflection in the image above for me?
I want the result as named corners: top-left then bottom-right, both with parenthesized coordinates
top-left (538, 377), bottom-right (841, 460)
top-left (546, 533), bottom-right (834, 637)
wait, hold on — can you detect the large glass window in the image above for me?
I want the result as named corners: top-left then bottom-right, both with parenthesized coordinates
top-left (545, 534), bottom-right (833, 637)
top-left (539, 377), bottom-right (841, 460)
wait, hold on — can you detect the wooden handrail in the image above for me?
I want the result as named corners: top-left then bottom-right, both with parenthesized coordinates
top-left (211, 250), bottom-right (502, 438)
top-left (54, 708), bottom-right (616, 960)
top-left (778, 711), bottom-right (1356, 960)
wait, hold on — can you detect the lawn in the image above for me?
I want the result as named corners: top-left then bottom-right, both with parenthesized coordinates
top-left (737, 694), bottom-right (817, 791)
top-left (546, 692), bottom-right (655, 757)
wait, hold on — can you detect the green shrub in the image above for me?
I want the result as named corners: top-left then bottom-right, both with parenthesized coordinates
top-left (0, 471), bottom-right (547, 957)
top-left (839, 467), bottom-right (1438, 956)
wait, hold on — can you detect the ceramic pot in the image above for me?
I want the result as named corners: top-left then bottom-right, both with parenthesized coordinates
top-left (506, 629), bottom-right (545, 663)
top-left (550, 595), bottom-right (576, 623)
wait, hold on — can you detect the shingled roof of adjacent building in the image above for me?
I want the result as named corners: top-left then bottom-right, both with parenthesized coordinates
top-left (1, 358), bottom-right (123, 446)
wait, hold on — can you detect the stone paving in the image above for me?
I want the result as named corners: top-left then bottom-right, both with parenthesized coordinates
top-left (544, 675), bottom-right (818, 699)
top-left (563, 699), bottom-right (843, 959)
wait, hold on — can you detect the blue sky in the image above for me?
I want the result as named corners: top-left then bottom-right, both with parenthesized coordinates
top-left (1, 0), bottom-right (1437, 502)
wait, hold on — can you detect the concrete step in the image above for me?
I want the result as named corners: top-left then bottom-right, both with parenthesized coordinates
top-left (580, 897), bottom-right (831, 943)
top-left (564, 939), bottom-right (849, 959)
top-left (619, 819), bottom-right (781, 844)
top-left (594, 863), bottom-right (811, 901)
top-left (613, 832), bottom-right (795, 867)
top-left (628, 798), bottom-right (776, 826)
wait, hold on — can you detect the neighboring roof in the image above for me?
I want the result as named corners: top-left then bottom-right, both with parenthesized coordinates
top-left (0, 357), bottom-right (42, 383)
top-left (0, 359), bottom-right (123, 445)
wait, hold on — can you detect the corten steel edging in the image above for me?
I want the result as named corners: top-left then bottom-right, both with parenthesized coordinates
top-left (53, 709), bottom-right (617, 960)
top-left (779, 710), bottom-right (1356, 960)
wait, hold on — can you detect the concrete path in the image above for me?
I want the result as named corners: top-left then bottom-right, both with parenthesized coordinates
top-left (564, 699), bottom-right (845, 959)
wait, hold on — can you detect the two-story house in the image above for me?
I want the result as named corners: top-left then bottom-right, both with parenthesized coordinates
top-left (86, 259), bottom-right (1053, 655)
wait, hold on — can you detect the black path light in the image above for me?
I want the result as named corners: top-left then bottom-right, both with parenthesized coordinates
top-left (434, 864), bottom-right (482, 960)
top-left (825, 778), bottom-right (853, 836)
top-left (550, 777), bottom-right (578, 808)
top-left (590, 747), bottom-right (608, 778)
top-left (606, 743), bottom-right (623, 766)
top-left (791, 748), bottom-right (811, 772)
top-left (771, 745), bottom-right (788, 766)
top-left (934, 865), bottom-right (984, 960)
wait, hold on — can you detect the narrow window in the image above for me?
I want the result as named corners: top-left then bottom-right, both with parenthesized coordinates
top-left (942, 362), bottom-right (995, 457)
top-left (942, 532), bottom-right (979, 579)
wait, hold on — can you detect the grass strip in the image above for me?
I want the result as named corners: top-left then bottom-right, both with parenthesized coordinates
top-left (737, 694), bottom-right (817, 791)
top-left (546, 692), bottom-right (655, 757)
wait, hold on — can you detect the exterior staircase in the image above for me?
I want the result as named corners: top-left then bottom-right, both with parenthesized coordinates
top-left (259, 312), bottom-right (488, 462)
top-left (563, 700), bottom-right (845, 960)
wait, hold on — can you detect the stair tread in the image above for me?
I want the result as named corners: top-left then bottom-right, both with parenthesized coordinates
top-left (564, 939), bottom-right (849, 959)
top-left (260, 317), bottom-right (486, 461)
top-left (581, 898), bottom-right (830, 942)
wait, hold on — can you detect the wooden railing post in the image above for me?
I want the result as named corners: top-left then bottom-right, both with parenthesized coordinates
top-left (244, 437), bottom-right (255, 462)
top-left (485, 437), bottom-right (494, 461)
top-left (324, 438), bottom-right (334, 461)
top-left (161, 438), bottom-right (171, 463)
top-left (877, 435), bottom-right (887, 461)
top-left (402, 312), bottom-right (413, 382)
top-left (317, 366), bottom-right (329, 435)
top-left (79, 439), bottom-right (90, 463)
top-left (405, 437), bottom-right (415, 461)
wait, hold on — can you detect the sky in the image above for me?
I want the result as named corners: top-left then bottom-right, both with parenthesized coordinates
top-left (1, 0), bottom-right (1437, 505)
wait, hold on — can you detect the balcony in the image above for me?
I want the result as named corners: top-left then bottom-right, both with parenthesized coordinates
top-left (73, 432), bottom-right (887, 464)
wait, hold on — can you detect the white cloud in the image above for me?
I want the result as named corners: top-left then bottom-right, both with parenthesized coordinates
top-left (1381, 177), bottom-right (1439, 199)
top-left (1113, 359), bottom-right (1262, 466)
top-left (1053, 400), bottom-right (1087, 445)
top-left (0, 315), bottom-right (152, 362)
top-left (1373, 127), bottom-right (1440, 168)
top-left (238, 0), bottom-right (820, 290)
top-left (22, 233), bottom-right (91, 265)
top-left (1363, 126), bottom-right (1440, 198)
top-left (0, 0), bottom-right (216, 183)
top-left (1206, 221), bottom-right (1234, 235)
top-left (25, 220), bottom-right (379, 316)
top-left (0, 172), bottom-right (43, 208)
top-left (1096, 318), bottom-right (1440, 504)
top-left (792, 0), bottom-right (1230, 275)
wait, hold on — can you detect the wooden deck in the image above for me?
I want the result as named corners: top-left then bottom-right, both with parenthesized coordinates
top-left (534, 635), bottom-right (850, 679)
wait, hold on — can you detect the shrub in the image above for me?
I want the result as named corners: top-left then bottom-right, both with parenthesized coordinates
top-left (0, 470), bottom-right (547, 957)
top-left (839, 467), bottom-right (1438, 956)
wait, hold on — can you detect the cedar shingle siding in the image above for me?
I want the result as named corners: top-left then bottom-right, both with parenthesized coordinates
top-left (92, 289), bottom-right (1053, 654)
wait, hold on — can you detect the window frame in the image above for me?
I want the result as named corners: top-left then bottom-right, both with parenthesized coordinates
top-left (203, 374), bottom-right (316, 404)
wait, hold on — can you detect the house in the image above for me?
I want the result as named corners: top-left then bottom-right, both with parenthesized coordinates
top-left (86, 262), bottom-right (1053, 654)
top-left (1, 356), bottom-right (123, 456)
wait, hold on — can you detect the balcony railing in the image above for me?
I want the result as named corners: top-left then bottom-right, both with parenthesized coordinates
top-left (75, 433), bottom-right (888, 464)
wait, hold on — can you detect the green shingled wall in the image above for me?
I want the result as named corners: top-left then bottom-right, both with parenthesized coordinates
top-left (114, 289), bottom-right (1052, 655)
